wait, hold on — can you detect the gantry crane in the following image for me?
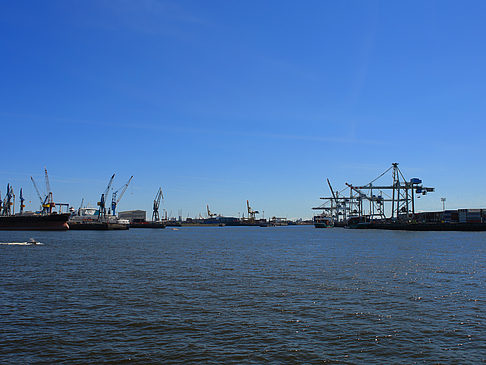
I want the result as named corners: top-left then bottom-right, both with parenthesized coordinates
top-left (98, 174), bottom-right (115, 220)
top-left (207, 204), bottom-right (217, 218)
top-left (247, 200), bottom-right (259, 220)
top-left (345, 163), bottom-right (434, 221)
top-left (111, 176), bottom-right (133, 216)
top-left (152, 187), bottom-right (163, 222)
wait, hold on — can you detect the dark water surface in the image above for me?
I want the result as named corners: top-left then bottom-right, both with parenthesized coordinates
top-left (0, 226), bottom-right (485, 363)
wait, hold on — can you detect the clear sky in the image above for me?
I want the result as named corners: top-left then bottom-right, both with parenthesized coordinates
top-left (1, 0), bottom-right (486, 219)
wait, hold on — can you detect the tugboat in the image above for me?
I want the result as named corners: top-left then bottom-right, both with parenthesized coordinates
top-left (313, 215), bottom-right (334, 228)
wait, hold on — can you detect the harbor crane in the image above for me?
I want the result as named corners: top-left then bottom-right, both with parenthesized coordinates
top-left (247, 200), bottom-right (259, 220)
top-left (43, 168), bottom-right (55, 214)
top-left (30, 169), bottom-right (54, 214)
top-left (19, 188), bottom-right (25, 215)
top-left (1, 184), bottom-right (14, 216)
top-left (98, 174), bottom-right (115, 220)
top-left (345, 163), bottom-right (434, 221)
top-left (111, 176), bottom-right (133, 216)
top-left (152, 187), bottom-right (163, 222)
top-left (207, 205), bottom-right (217, 218)
top-left (30, 176), bottom-right (44, 208)
top-left (313, 179), bottom-right (362, 224)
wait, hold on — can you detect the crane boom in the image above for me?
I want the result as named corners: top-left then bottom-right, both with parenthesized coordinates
top-left (116, 176), bottom-right (133, 204)
top-left (30, 176), bottom-right (44, 204)
top-left (111, 175), bottom-right (133, 215)
top-left (44, 168), bottom-right (51, 195)
top-left (104, 174), bottom-right (115, 197)
top-left (327, 178), bottom-right (337, 201)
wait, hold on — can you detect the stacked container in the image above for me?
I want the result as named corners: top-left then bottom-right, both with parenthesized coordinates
top-left (443, 210), bottom-right (459, 223)
top-left (466, 209), bottom-right (482, 223)
top-left (458, 209), bottom-right (468, 223)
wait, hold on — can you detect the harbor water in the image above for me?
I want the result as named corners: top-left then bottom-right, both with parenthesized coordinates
top-left (0, 227), bottom-right (484, 363)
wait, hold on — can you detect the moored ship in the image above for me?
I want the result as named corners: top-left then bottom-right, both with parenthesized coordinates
top-left (1, 177), bottom-right (70, 231)
top-left (313, 215), bottom-right (334, 228)
top-left (68, 207), bottom-right (129, 230)
top-left (0, 213), bottom-right (70, 231)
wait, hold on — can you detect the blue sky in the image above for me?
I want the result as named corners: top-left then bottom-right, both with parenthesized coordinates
top-left (1, 0), bottom-right (486, 219)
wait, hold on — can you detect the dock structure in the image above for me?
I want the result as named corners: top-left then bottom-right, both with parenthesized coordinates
top-left (345, 163), bottom-right (434, 222)
top-left (312, 179), bottom-right (360, 225)
top-left (313, 163), bottom-right (435, 225)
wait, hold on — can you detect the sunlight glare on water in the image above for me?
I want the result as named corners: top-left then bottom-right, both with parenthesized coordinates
top-left (0, 227), bottom-right (484, 363)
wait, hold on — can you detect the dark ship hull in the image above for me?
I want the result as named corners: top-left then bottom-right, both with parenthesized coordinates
top-left (354, 222), bottom-right (486, 231)
top-left (0, 213), bottom-right (70, 231)
top-left (130, 221), bottom-right (166, 228)
top-left (68, 222), bottom-right (129, 230)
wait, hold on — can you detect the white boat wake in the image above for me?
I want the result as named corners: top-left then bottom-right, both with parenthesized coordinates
top-left (0, 242), bottom-right (44, 245)
top-left (0, 239), bottom-right (43, 246)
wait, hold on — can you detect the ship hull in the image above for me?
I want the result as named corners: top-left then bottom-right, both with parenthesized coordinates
top-left (68, 222), bottom-right (129, 230)
top-left (0, 213), bottom-right (70, 231)
top-left (354, 222), bottom-right (486, 231)
top-left (130, 222), bottom-right (166, 228)
top-left (314, 222), bottom-right (333, 228)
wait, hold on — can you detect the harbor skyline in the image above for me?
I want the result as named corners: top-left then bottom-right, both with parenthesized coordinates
top-left (2, 1), bottom-right (486, 218)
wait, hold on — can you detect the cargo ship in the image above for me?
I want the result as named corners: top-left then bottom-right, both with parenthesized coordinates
top-left (1, 179), bottom-right (70, 231)
top-left (313, 215), bottom-right (334, 228)
top-left (68, 207), bottom-right (129, 230)
top-left (354, 221), bottom-right (486, 231)
top-left (352, 209), bottom-right (486, 231)
top-left (0, 213), bottom-right (70, 231)
top-left (129, 220), bottom-right (166, 228)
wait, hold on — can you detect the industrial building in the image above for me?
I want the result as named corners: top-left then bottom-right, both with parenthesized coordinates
top-left (119, 210), bottom-right (146, 223)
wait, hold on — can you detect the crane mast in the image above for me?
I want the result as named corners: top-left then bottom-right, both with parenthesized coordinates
top-left (152, 187), bottom-right (163, 222)
top-left (246, 200), bottom-right (259, 220)
top-left (98, 174), bottom-right (115, 220)
top-left (44, 168), bottom-right (55, 214)
top-left (207, 204), bottom-right (217, 218)
top-left (19, 188), bottom-right (25, 214)
top-left (1, 184), bottom-right (14, 216)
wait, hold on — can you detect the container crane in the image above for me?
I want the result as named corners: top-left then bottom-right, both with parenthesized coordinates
top-left (207, 205), bottom-right (217, 218)
top-left (111, 176), bottom-right (133, 216)
top-left (247, 200), bottom-right (259, 220)
top-left (152, 187), bottom-right (163, 222)
top-left (98, 174), bottom-right (115, 220)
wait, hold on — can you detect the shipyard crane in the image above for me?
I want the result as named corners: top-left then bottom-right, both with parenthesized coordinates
top-left (207, 204), bottom-right (217, 218)
top-left (30, 176), bottom-right (48, 214)
top-left (152, 187), bottom-right (163, 222)
top-left (111, 176), bottom-right (133, 216)
top-left (247, 200), bottom-right (259, 220)
top-left (345, 163), bottom-right (434, 221)
top-left (1, 184), bottom-right (14, 216)
top-left (19, 188), bottom-right (25, 215)
top-left (43, 168), bottom-right (55, 214)
top-left (98, 174), bottom-right (115, 220)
